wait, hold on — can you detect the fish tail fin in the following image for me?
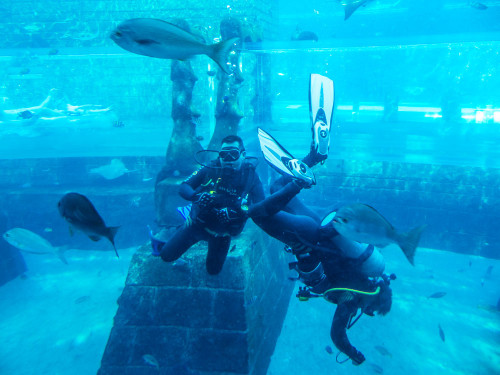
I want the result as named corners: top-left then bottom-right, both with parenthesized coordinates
top-left (210, 37), bottom-right (239, 75)
top-left (344, 1), bottom-right (367, 20)
top-left (397, 225), bottom-right (427, 266)
top-left (56, 247), bottom-right (68, 265)
top-left (107, 226), bottom-right (120, 258)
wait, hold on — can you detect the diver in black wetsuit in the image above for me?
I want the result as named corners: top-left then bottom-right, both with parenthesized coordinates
top-left (246, 78), bottom-right (394, 363)
top-left (249, 148), bottom-right (394, 365)
top-left (151, 135), bottom-right (266, 275)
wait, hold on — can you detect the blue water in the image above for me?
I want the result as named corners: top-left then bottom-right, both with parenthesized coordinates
top-left (1, 0), bottom-right (499, 374)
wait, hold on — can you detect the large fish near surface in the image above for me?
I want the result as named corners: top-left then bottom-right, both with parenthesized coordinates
top-left (58, 192), bottom-right (120, 257)
top-left (110, 18), bottom-right (239, 75)
top-left (339, 0), bottom-right (374, 20)
top-left (3, 228), bottom-right (67, 264)
top-left (332, 203), bottom-right (426, 265)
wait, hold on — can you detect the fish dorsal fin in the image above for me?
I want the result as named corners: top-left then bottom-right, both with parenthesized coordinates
top-left (344, 0), bottom-right (367, 20)
top-left (361, 203), bottom-right (395, 230)
top-left (157, 19), bottom-right (207, 44)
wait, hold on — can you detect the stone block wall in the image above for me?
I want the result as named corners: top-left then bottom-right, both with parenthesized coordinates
top-left (98, 223), bottom-right (293, 375)
top-left (1, 155), bottom-right (498, 288)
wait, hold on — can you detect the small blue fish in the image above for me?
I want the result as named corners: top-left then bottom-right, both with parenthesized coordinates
top-left (438, 324), bottom-right (445, 342)
top-left (374, 345), bottom-right (392, 357)
top-left (428, 292), bottom-right (447, 299)
top-left (325, 345), bottom-right (333, 354)
top-left (370, 363), bottom-right (384, 374)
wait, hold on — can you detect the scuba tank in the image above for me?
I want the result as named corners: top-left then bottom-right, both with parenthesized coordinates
top-left (320, 211), bottom-right (385, 277)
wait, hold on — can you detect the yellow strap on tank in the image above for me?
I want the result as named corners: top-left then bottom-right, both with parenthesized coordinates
top-left (201, 179), bottom-right (213, 187)
top-left (322, 286), bottom-right (380, 304)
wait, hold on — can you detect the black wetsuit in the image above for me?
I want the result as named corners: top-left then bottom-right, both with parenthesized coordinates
top-left (158, 160), bottom-right (264, 275)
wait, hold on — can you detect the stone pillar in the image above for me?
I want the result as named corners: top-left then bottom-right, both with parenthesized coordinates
top-left (98, 223), bottom-right (294, 375)
top-left (251, 54), bottom-right (273, 125)
top-left (208, 17), bottom-right (245, 150)
top-left (159, 19), bottom-right (203, 179)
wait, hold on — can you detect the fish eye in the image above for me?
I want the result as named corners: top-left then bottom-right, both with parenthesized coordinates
top-left (115, 31), bottom-right (122, 37)
top-left (342, 218), bottom-right (348, 223)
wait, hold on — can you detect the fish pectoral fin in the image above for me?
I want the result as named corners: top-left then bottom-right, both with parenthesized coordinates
top-left (135, 39), bottom-right (160, 45)
top-left (57, 248), bottom-right (69, 265)
top-left (88, 235), bottom-right (101, 242)
top-left (73, 209), bottom-right (89, 223)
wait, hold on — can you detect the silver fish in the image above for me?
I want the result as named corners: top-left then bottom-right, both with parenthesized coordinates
top-left (332, 203), bottom-right (426, 266)
top-left (110, 18), bottom-right (238, 74)
top-left (3, 228), bottom-right (67, 264)
top-left (58, 192), bottom-right (120, 257)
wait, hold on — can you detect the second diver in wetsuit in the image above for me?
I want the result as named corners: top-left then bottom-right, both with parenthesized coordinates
top-left (151, 135), bottom-right (265, 275)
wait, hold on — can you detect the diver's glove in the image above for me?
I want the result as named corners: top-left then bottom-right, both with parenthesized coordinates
top-left (217, 206), bottom-right (248, 225)
top-left (196, 192), bottom-right (216, 209)
top-left (217, 208), bottom-right (232, 225)
top-left (350, 350), bottom-right (365, 366)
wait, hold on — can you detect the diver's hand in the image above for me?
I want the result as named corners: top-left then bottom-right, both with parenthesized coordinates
top-left (350, 350), bottom-right (365, 366)
top-left (217, 207), bottom-right (248, 224)
top-left (196, 192), bottom-right (216, 209)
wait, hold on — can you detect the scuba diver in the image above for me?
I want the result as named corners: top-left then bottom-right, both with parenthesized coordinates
top-left (247, 73), bottom-right (395, 366)
top-left (150, 135), bottom-right (267, 275)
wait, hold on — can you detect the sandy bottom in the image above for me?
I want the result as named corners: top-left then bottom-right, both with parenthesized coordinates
top-left (1, 246), bottom-right (498, 375)
top-left (0, 247), bottom-right (136, 375)
top-left (269, 247), bottom-right (500, 375)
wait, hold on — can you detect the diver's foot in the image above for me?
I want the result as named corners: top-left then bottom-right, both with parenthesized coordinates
top-left (310, 143), bottom-right (328, 165)
top-left (312, 120), bottom-right (330, 161)
top-left (287, 159), bottom-right (316, 189)
top-left (150, 235), bottom-right (165, 257)
top-left (148, 228), bottom-right (165, 257)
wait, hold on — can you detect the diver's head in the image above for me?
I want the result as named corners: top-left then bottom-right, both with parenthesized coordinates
top-left (219, 135), bottom-right (246, 170)
top-left (365, 279), bottom-right (392, 316)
